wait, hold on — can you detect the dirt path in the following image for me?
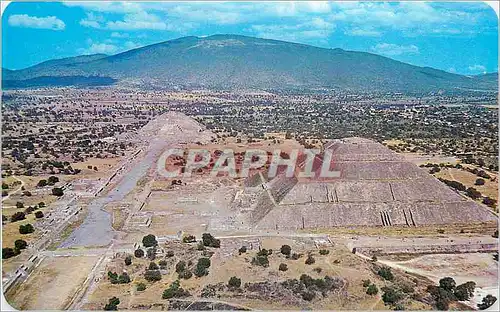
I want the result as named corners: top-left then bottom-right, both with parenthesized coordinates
top-left (2, 175), bottom-right (25, 202)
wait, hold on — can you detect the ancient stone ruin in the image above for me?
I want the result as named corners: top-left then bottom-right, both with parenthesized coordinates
top-left (233, 137), bottom-right (497, 231)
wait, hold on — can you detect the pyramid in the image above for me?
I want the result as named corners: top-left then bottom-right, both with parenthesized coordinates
top-left (242, 138), bottom-right (497, 230)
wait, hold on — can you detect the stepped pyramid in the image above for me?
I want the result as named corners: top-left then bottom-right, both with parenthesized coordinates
top-left (240, 137), bottom-right (497, 230)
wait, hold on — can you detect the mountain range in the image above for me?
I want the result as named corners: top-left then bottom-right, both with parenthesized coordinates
top-left (2, 35), bottom-right (498, 92)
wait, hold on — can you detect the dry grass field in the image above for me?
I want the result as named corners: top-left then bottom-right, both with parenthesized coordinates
top-left (6, 256), bottom-right (99, 310)
top-left (435, 167), bottom-right (498, 201)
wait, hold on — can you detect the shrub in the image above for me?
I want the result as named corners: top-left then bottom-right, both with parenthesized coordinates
top-left (319, 249), bottom-right (329, 255)
top-left (37, 179), bottom-right (48, 187)
top-left (159, 260), bottom-right (168, 268)
top-left (377, 267), bottom-right (394, 281)
top-left (367, 284), bottom-right (378, 295)
top-left (279, 263), bottom-right (288, 271)
top-left (483, 197), bottom-right (497, 208)
top-left (302, 291), bottom-right (315, 301)
top-left (382, 286), bottom-right (403, 305)
top-left (38, 202), bottom-right (46, 208)
top-left (475, 178), bottom-right (485, 186)
top-left (136, 283), bottom-right (146, 291)
top-left (439, 277), bottom-right (456, 292)
top-left (124, 255), bottom-right (132, 266)
top-left (134, 248), bottom-right (144, 258)
top-left (178, 270), bottom-right (193, 279)
top-left (478, 295), bottom-right (497, 310)
top-left (183, 234), bottom-right (196, 243)
top-left (228, 276), bottom-right (241, 288)
top-left (162, 280), bottom-right (190, 299)
top-left (52, 187), bottom-right (64, 196)
top-left (280, 244), bottom-right (291, 256)
top-left (103, 297), bottom-right (120, 311)
top-left (142, 234), bottom-right (158, 247)
top-left (35, 211), bottom-right (44, 219)
top-left (19, 224), bottom-right (35, 234)
top-left (305, 255), bottom-right (315, 265)
top-left (147, 248), bottom-right (156, 260)
top-left (454, 282), bottom-right (476, 301)
top-left (465, 187), bottom-right (481, 199)
top-left (144, 270), bottom-right (162, 282)
top-left (47, 176), bottom-right (59, 185)
top-left (14, 239), bottom-right (28, 250)
top-left (362, 279), bottom-right (371, 287)
top-left (166, 250), bottom-right (174, 257)
top-left (16, 201), bottom-right (24, 208)
top-left (11, 211), bottom-right (26, 222)
top-left (290, 253), bottom-right (300, 260)
top-left (251, 255), bottom-right (269, 267)
top-left (2, 247), bottom-right (20, 259)
top-left (202, 233), bottom-right (220, 248)
top-left (148, 262), bottom-right (159, 270)
top-left (118, 272), bottom-right (131, 284)
top-left (197, 242), bottom-right (206, 251)
top-left (238, 246), bottom-right (247, 254)
top-left (175, 261), bottom-right (186, 273)
top-left (194, 257), bottom-right (211, 277)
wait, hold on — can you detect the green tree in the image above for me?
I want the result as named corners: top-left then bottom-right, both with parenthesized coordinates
top-left (136, 283), bottom-right (146, 291)
top-left (378, 267), bottom-right (394, 281)
top-left (104, 297), bottom-right (120, 311)
top-left (176, 261), bottom-right (186, 273)
top-left (14, 239), bottom-right (28, 250)
top-left (367, 284), bottom-right (378, 295)
top-left (478, 295), bottom-right (497, 310)
top-left (2, 247), bottom-right (20, 259)
top-left (51, 187), bottom-right (64, 196)
top-left (305, 255), bottom-right (315, 265)
top-left (280, 244), bottom-right (291, 256)
top-left (11, 211), bottom-right (26, 222)
top-left (439, 277), bottom-right (456, 292)
top-left (142, 234), bottom-right (158, 247)
top-left (144, 270), bottom-right (162, 282)
top-left (382, 286), bottom-right (403, 305)
top-left (19, 224), bottom-right (35, 234)
top-left (202, 233), bottom-right (220, 248)
top-left (228, 276), bottom-right (241, 288)
top-left (124, 255), bottom-right (132, 266)
top-left (134, 248), bottom-right (144, 258)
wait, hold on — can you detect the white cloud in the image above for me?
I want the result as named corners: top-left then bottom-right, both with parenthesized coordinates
top-left (251, 17), bottom-right (335, 43)
top-left (468, 64), bottom-right (486, 73)
top-left (63, 2), bottom-right (142, 14)
top-left (79, 12), bottom-right (105, 29)
top-left (111, 32), bottom-right (129, 38)
top-left (124, 41), bottom-right (141, 50)
top-left (8, 14), bottom-right (65, 30)
top-left (371, 43), bottom-right (419, 56)
top-left (345, 27), bottom-right (382, 37)
top-left (65, 1), bottom-right (494, 38)
top-left (82, 43), bottom-right (118, 54)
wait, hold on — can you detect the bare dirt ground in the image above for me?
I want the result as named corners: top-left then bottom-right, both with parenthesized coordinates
top-left (5, 256), bottom-right (99, 310)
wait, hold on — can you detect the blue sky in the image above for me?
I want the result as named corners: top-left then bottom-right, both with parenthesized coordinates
top-left (2, 1), bottom-right (498, 75)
